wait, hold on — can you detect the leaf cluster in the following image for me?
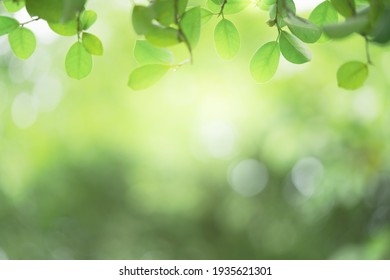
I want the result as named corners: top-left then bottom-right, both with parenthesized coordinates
top-left (1, 0), bottom-right (389, 90)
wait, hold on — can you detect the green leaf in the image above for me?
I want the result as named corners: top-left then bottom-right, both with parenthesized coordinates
top-left (330, 0), bottom-right (356, 18)
top-left (337, 61), bottom-right (368, 90)
top-left (285, 15), bottom-right (321, 43)
top-left (134, 40), bottom-right (173, 65)
top-left (269, 0), bottom-right (296, 27)
top-left (80, 10), bottom-right (97, 31)
top-left (82, 32), bottom-right (103, 56)
top-left (200, 8), bottom-right (213, 25)
top-left (323, 14), bottom-right (369, 38)
top-left (65, 42), bottom-right (93, 80)
top-left (48, 19), bottom-right (78, 36)
top-left (211, 0), bottom-right (223, 5)
top-left (250, 41), bottom-right (280, 83)
top-left (8, 27), bottom-right (36, 59)
top-left (372, 7), bottom-right (390, 44)
top-left (145, 25), bottom-right (180, 47)
top-left (151, 0), bottom-right (188, 26)
top-left (309, 1), bottom-right (339, 26)
top-left (3, 0), bottom-right (25, 12)
top-left (279, 31), bottom-right (311, 64)
top-left (214, 19), bottom-right (240, 60)
top-left (309, 1), bottom-right (338, 42)
top-left (132, 5), bottom-right (154, 35)
top-left (207, 0), bottom-right (250, 15)
top-left (0, 16), bottom-right (19, 36)
top-left (26, 0), bottom-right (86, 22)
top-left (128, 64), bottom-right (170, 90)
top-left (181, 6), bottom-right (201, 49)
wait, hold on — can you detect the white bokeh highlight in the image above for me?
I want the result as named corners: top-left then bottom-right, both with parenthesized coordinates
top-left (229, 159), bottom-right (269, 197)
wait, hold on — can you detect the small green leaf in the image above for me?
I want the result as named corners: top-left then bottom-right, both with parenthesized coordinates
top-left (8, 27), bottom-right (36, 59)
top-left (48, 19), bottom-right (78, 36)
top-left (65, 42), bottom-right (93, 80)
top-left (337, 61), bottom-right (368, 90)
top-left (207, 0), bottom-right (250, 15)
top-left (279, 31), bottom-right (311, 64)
top-left (181, 6), bottom-right (201, 49)
top-left (285, 15), bottom-right (321, 43)
top-left (82, 32), bottom-right (103, 56)
top-left (214, 19), bottom-right (240, 60)
top-left (145, 25), bottom-right (180, 47)
top-left (330, 0), bottom-right (356, 18)
top-left (80, 10), bottom-right (97, 31)
top-left (200, 8), bottom-right (213, 25)
top-left (323, 15), bottom-right (369, 39)
top-left (309, 1), bottom-right (338, 26)
top-left (134, 40), bottom-right (173, 65)
top-left (132, 5), bottom-right (154, 35)
top-left (128, 64), bottom-right (170, 90)
top-left (0, 16), bottom-right (19, 36)
top-left (3, 0), bottom-right (25, 12)
top-left (269, 0), bottom-right (296, 27)
top-left (250, 41), bottom-right (280, 83)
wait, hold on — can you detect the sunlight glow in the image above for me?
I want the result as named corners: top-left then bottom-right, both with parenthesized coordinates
top-left (200, 120), bottom-right (236, 159)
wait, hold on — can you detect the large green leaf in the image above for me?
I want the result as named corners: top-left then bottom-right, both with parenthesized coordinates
top-left (128, 64), bottom-right (170, 90)
top-left (250, 41), bottom-right (280, 83)
top-left (26, 0), bottom-right (86, 22)
top-left (132, 5), bottom-right (154, 35)
top-left (82, 33), bottom-right (103, 56)
top-left (372, 7), bottom-right (390, 44)
top-left (337, 61), bottom-right (368, 90)
top-left (145, 25), bottom-right (180, 47)
top-left (279, 31), bottom-right (311, 64)
top-left (309, 1), bottom-right (338, 42)
top-left (65, 42), bottom-right (93, 80)
top-left (3, 0), bottom-right (25, 12)
top-left (214, 19), bottom-right (240, 60)
top-left (323, 14), bottom-right (370, 38)
top-left (48, 19), bottom-right (78, 36)
top-left (8, 27), bottom-right (36, 59)
top-left (207, 0), bottom-right (250, 15)
top-left (330, 0), bottom-right (356, 18)
top-left (181, 6), bottom-right (201, 49)
top-left (0, 16), bottom-right (19, 36)
top-left (134, 40), bottom-right (173, 65)
top-left (151, 0), bottom-right (188, 26)
top-left (285, 15), bottom-right (321, 43)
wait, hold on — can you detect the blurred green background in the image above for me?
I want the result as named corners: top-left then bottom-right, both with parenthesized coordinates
top-left (1, 1), bottom-right (390, 259)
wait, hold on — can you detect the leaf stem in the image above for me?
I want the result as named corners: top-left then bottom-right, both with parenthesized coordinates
top-left (218, 0), bottom-right (228, 18)
top-left (20, 17), bottom-right (40, 27)
top-left (174, 0), bottom-right (193, 63)
top-left (365, 36), bottom-right (373, 65)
